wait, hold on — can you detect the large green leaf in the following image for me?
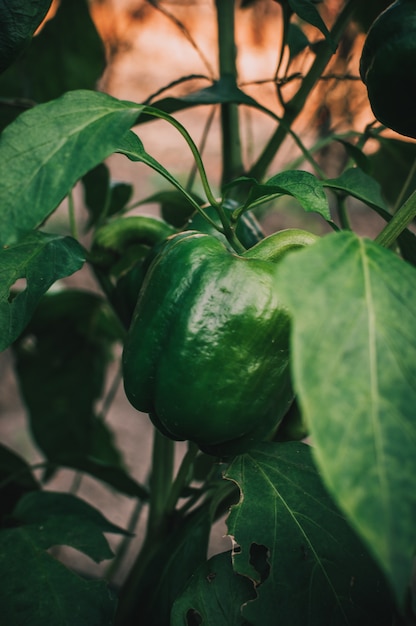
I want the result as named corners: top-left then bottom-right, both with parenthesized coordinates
top-left (0, 89), bottom-right (143, 246)
top-left (0, 491), bottom-right (124, 626)
top-left (224, 442), bottom-right (393, 626)
top-left (0, 231), bottom-right (85, 351)
top-left (171, 551), bottom-right (256, 626)
top-left (12, 289), bottom-right (147, 499)
top-left (0, 0), bottom-right (52, 73)
top-left (0, 0), bottom-right (105, 107)
top-left (276, 231), bottom-right (416, 605)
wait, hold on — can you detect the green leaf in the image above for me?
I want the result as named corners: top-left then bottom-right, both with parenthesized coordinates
top-left (82, 163), bottom-right (111, 226)
top-left (244, 170), bottom-right (331, 220)
top-left (171, 551), bottom-right (256, 626)
top-left (0, 0), bottom-right (52, 73)
top-left (0, 0), bottom-right (105, 107)
top-left (368, 137), bottom-right (416, 206)
top-left (137, 76), bottom-right (261, 124)
top-left (0, 492), bottom-right (122, 625)
top-left (289, 0), bottom-right (336, 51)
top-left (21, 0), bottom-right (105, 102)
top-left (117, 131), bottom-right (200, 211)
top-left (324, 167), bottom-right (416, 267)
top-left (12, 289), bottom-right (146, 499)
top-left (287, 23), bottom-right (310, 60)
top-left (0, 443), bottom-right (39, 524)
top-left (276, 231), bottom-right (416, 605)
top-left (82, 164), bottom-right (134, 228)
top-left (13, 491), bottom-right (129, 559)
top-left (0, 89), bottom-right (143, 245)
top-left (324, 167), bottom-right (388, 211)
top-left (0, 232), bottom-right (85, 351)
top-left (225, 442), bottom-right (394, 626)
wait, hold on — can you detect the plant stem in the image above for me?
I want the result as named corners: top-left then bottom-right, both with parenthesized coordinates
top-left (115, 429), bottom-right (175, 625)
top-left (215, 0), bottom-right (244, 188)
top-left (68, 190), bottom-right (78, 239)
top-left (165, 442), bottom-right (199, 514)
top-left (248, 0), bottom-right (359, 181)
top-left (375, 190), bottom-right (416, 249)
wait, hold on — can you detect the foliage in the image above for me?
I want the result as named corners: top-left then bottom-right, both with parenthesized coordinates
top-left (0, 0), bottom-right (415, 624)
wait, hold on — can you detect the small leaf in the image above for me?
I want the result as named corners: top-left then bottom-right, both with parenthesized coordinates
top-left (276, 231), bottom-right (416, 605)
top-left (171, 551), bottom-right (256, 626)
top-left (0, 0), bottom-right (52, 73)
top-left (368, 136), bottom-right (416, 206)
top-left (289, 0), bottom-right (336, 51)
top-left (0, 232), bottom-right (85, 351)
top-left (225, 442), bottom-right (394, 626)
top-left (287, 23), bottom-right (310, 60)
top-left (117, 131), bottom-right (200, 211)
top-left (324, 167), bottom-right (388, 211)
top-left (13, 491), bottom-right (129, 560)
top-left (245, 170), bottom-right (330, 220)
top-left (137, 76), bottom-right (261, 124)
top-left (0, 89), bottom-right (143, 245)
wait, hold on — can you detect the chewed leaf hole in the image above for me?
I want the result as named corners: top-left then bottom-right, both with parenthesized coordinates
top-left (186, 608), bottom-right (203, 625)
top-left (249, 543), bottom-right (270, 585)
top-left (8, 277), bottom-right (27, 302)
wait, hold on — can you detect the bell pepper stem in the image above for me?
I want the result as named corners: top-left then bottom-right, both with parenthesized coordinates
top-left (375, 189), bottom-right (416, 249)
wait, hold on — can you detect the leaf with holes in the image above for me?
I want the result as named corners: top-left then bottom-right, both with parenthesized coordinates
top-left (276, 231), bottom-right (416, 605)
top-left (171, 551), bottom-right (256, 626)
top-left (225, 442), bottom-right (394, 626)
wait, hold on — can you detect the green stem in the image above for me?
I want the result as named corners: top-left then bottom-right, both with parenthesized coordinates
top-left (393, 158), bottom-right (416, 214)
top-left (142, 105), bottom-right (220, 209)
top-left (336, 195), bottom-right (352, 230)
top-left (375, 190), bottom-right (416, 248)
top-left (68, 190), bottom-right (78, 239)
top-left (165, 442), bottom-right (199, 514)
top-left (115, 429), bottom-right (175, 626)
top-left (215, 0), bottom-right (244, 187)
top-left (248, 0), bottom-right (359, 181)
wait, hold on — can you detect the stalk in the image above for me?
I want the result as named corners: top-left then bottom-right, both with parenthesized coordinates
top-left (248, 0), bottom-right (360, 181)
top-left (375, 190), bottom-right (416, 249)
top-left (115, 430), bottom-right (175, 626)
top-left (215, 0), bottom-right (244, 187)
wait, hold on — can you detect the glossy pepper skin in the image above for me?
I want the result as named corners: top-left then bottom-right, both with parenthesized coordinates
top-left (360, 0), bottom-right (416, 139)
top-left (122, 229), bottom-right (316, 456)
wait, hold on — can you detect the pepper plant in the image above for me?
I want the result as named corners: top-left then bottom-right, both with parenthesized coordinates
top-left (1, 0), bottom-right (416, 624)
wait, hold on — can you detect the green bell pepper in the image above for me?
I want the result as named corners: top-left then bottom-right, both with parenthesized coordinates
top-left (360, 0), bottom-right (416, 139)
top-left (122, 228), bottom-right (317, 456)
